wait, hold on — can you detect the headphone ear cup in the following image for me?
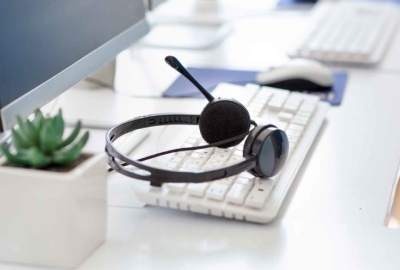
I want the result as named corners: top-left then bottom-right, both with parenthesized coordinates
top-left (244, 125), bottom-right (288, 178)
top-left (243, 124), bottom-right (277, 159)
top-left (199, 99), bottom-right (251, 148)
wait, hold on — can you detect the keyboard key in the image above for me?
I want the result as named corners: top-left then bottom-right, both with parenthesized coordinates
top-left (206, 183), bottom-right (229, 201)
top-left (215, 148), bottom-right (233, 155)
top-left (299, 103), bottom-right (316, 114)
top-left (248, 102), bottom-right (265, 109)
top-left (226, 155), bottom-right (244, 165)
top-left (202, 164), bottom-right (217, 170)
top-left (218, 177), bottom-right (235, 186)
top-left (181, 163), bottom-right (200, 170)
top-left (278, 112), bottom-right (294, 122)
top-left (204, 159), bottom-right (224, 167)
top-left (167, 183), bottom-right (187, 193)
top-left (288, 136), bottom-right (299, 148)
top-left (174, 151), bottom-right (187, 158)
top-left (285, 129), bottom-right (302, 138)
top-left (170, 156), bottom-right (184, 164)
top-left (254, 93), bottom-right (272, 104)
top-left (187, 183), bottom-right (209, 197)
top-left (283, 102), bottom-right (300, 113)
top-left (190, 152), bottom-right (210, 161)
top-left (303, 95), bottom-right (319, 104)
top-left (209, 153), bottom-right (230, 162)
top-left (245, 194), bottom-right (267, 209)
top-left (287, 124), bottom-right (304, 133)
top-left (259, 86), bottom-right (273, 95)
top-left (296, 111), bottom-right (312, 118)
top-left (268, 100), bottom-right (284, 111)
top-left (238, 172), bottom-right (255, 179)
top-left (254, 179), bottom-right (275, 191)
top-left (271, 88), bottom-right (290, 97)
top-left (165, 161), bottom-right (179, 170)
top-left (135, 170), bottom-right (152, 177)
top-left (245, 83), bottom-right (261, 92)
top-left (273, 120), bottom-right (288, 131)
top-left (286, 93), bottom-right (304, 102)
top-left (194, 147), bottom-right (215, 156)
top-left (291, 116), bottom-right (309, 126)
top-left (236, 177), bottom-right (255, 187)
top-left (226, 183), bottom-right (251, 204)
top-left (251, 182), bottom-right (274, 197)
top-left (184, 157), bottom-right (204, 167)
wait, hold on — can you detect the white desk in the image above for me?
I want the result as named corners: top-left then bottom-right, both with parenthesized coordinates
top-left (3, 4), bottom-right (400, 270)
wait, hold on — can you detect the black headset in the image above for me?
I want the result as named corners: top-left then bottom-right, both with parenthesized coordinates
top-left (105, 56), bottom-right (289, 186)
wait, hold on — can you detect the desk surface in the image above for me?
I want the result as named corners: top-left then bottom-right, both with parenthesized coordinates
top-left (3, 3), bottom-right (400, 270)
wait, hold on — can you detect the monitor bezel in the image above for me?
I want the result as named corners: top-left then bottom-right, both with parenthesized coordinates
top-left (0, 19), bottom-right (149, 133)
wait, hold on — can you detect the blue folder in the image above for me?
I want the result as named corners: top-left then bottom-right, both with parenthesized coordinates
top-left (163, 67), bottom-right (348, 106)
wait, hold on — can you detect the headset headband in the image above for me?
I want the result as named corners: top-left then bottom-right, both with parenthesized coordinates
top-left (106, 113), bottom-right (257, 186)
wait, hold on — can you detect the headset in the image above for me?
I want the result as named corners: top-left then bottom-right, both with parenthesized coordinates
top-left (105, 56), bottom-right (289, 186)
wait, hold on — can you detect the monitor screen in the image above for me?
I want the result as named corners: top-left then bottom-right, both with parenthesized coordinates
top-left (0, 0), bottom-right (148, 131)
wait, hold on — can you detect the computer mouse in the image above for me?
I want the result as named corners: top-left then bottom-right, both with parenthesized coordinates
top-left (255, 59), bottom-right (334, 91)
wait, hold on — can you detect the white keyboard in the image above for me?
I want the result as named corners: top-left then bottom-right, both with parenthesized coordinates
top-left (133, 83), bottom-right (329, 223)
top-left (288, 1), bottom-right (400, 65)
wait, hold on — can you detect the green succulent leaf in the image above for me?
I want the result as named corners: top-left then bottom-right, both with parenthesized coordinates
top-left (57, 121), bottom-right (81, 149)
top-left (11, 128), bottom-right (30, 150)
top-left (16, 116), bottom-right (35, 147)
top-left (16, 115), bottom-right (29, 135)
top-left (0, 145), bottom-right (31, 166)
top-left (7, 108), bottom-right (89, 169)
top-left (52, 131), bottom-right (89, 165)
top-left (26, 148), bottom-right (52, 168)
top-left (32, 109), bottom-right (45, 132)
top-left (25, 119), bottom-right (39, 146)
top-left (39, 119), bottom-right (62, 153)
top-left (53, 109), bottom-right (64, 139)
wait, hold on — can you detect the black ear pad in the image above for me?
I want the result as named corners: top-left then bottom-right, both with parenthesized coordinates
top-left (199, 99), bottom-right (251, 148)
top-left (244, 126), bottom-right (289, 178)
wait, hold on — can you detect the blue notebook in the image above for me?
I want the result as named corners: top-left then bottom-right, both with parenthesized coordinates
top-left (163, 67), bottom-right (348, 106)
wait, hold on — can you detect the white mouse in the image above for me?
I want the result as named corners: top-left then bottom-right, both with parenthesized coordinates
top-left (256, 59), bottom-right (334, 91)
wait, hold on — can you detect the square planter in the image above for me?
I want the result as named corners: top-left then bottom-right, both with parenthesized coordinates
top-left (0, 153), bottom-right (107, 268)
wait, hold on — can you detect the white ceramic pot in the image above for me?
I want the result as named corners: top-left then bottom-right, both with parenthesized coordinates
top-left (0, 153), bottom-right (107, 268)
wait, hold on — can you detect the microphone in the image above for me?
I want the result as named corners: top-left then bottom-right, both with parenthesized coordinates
top-left (165, 56), bottom-right (215, 102)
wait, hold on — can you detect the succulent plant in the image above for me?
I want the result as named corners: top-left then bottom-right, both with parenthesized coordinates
top-left (0, 109), bottom-right (89, 168)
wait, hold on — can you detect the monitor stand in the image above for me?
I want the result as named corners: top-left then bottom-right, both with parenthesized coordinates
top-left (142, 0), bottom-right (233, 49)
top-left (142, 22), bottom-right (232, 50)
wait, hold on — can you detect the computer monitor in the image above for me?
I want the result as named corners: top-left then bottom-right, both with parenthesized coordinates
top-left (0, 0), bottom-right (149, 139)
